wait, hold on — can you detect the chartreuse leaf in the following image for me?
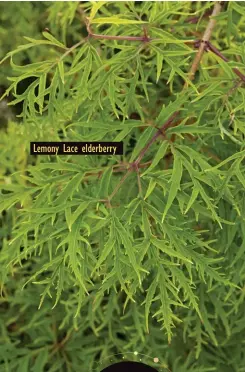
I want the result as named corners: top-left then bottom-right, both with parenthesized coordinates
top-left (122, 197), bottom-right (141, 225)
top-left (142, 140), bottom-right (169, 176)
top-left (165, 56), bottom-right (199, 94)
top-left (54, 172), bottom-right (84, 205)
top-left (137, 56), bottom-right (149, 102)
top-left (58, 60), bottom-right (65, 84)
top-left (141, 205), bottom-right (151, 239)
top-left (130, 127), bottom-right (155, 162)
top-left (151, 237), bottom-right (192, 264)
top-left (185, 187), bottom-right (199, 214)
top-left (42, 31), bottom-right (66, 48)
top-left (178, 154), bottom-right (222, 226)
top-left (65, 207), bottom-right (72, 231)
top-left (156, 92), bottom-right (188, 125)
top-left (37, 73), bottom-right (47, 114)
top-left (205, 150), bottom-right (245, 171)
top-left (76, 50), bottom-right (93, 102)
top-left (92, 219), bottom-right (115, 274)
top-left (153, 269), bottom-right (176, 343)
top-left (0, 43), bottom-right (39, 65)
top-left (97, 166), bottom-right (113, 198)
top-left (156, 51), bottom-right (164, 83)
top-left (191, 80), bottom-right (223, 103)
top-left (162, 147), bottom-right (183, 221)
top-left (21, 256), bottom-right (64, 290)
top-left (193, 179), bottom-right (221, 227)
top-left (70, 43), bottom-right (89, 70)
top-left (52, 264), bottom-right (65, 309)
top-left (113, 214), bottom-right (148, 283)
top-left (144, 178), bottom-right (157, 200)
top-left (167, 124), bottom-right (219, 136)
top-left (142, 278), bottom-right (158, 333)
top-left (89, 1), bottom-right (107, 20)
top-left (108, 73), bottom-right (119, 118)
top-left (124, 69), bottom-right (139, 118)
top-left (90, 16), bottom-right (148, 25)
top-left (115, 253), bottom-right (135, 304)
top-left (66, 201), bottom-right (91, 231)
top-left (234, 157), bottom-right (245, 188)
top-left (170, 265), bottom-right (202, 319)
top-left (62, 220), bottom-right (89, 294)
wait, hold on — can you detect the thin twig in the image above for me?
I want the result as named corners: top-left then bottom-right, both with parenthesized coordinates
top-left (206, 41), bottom-right (245, 82)
top-left (134, 111), bottom-right (180, 166)
top-left (185, 1), bottom-right (223, 85)
top-left (108, 168), bottom-right (132, 202)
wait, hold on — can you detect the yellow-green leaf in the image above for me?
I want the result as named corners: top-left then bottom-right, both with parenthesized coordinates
top-left (90, 16), bottom-right (148, 25)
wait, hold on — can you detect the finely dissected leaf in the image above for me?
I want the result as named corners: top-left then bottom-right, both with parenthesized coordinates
top-left (191, 81), bottom-right (223, 103)
top-left (170, 265), bottom-right (202, 319)
top-left (129, 127), bottom-right (155, 162)
top-left (151, 237), bottom-right (192, 264)
top-left (97, 166), bottom-right (113, 198)
top-left (194, 178), bottom-right (221, 226)
top-left (93, 240), bottom-right (114, 278)
top-left (142, 140), bottom-right (169, 176)
top-left (235, 158), bottom-right (245, 188)
top-left (156, 93), bottom-right (188, 125)
top-left (58, 60), bottom-right (65, 84)
top-left (52, 264), bottom-right (65, 309)
top-left (54, 172), bottom-right (84, 205)
top-left (89, 1), bottom-right (107, 20)
top-left (113, 215), bottom-right (148, 283)
top-left (21, 256), bottom-right (64, 290)
top-left (90, 16), bottom-right (148, 24)
top-left (31, 349), bottom-right (49, 372)
top-left (108, 74), bottom-right (117, 118)
top-left (141, 206), bottom-right (151, 239)
top-left (205, 150), bottom-right (245, 171)
top-left (154, 270), bottom-right (175, 343)
top-left (137, 56), bottom-right (149, 102)
top-left (144, 178), bottom-right (157, 200)
top-left (62, 220), bottom-right (89, 294)
top-left (185, 187), bottom-right (199, 214)
top-left (76, 50), bottom-right (93, 103)
top-left (143, 279), bottom-right (158, 333)
top-left (165, 56), bottom-right (199, 94)
top-left (167, 124), bottom-right (219, 136)
top-left (199, 289), bottom-right (218, 347)
top-left (156, 51), bottom-right (163, 83)
top-left (66, 201), bottom-right (91, 231)
top-left (162, 148), bottom-right (183, 221)
top-left (70, 43), bottom-right (89, 69)
top-left (37, 73), bottom-right (47, 114)
top-left (42, 31), bottom-right (66, 48)
top-left (122, 197), bottom-right (141, 225)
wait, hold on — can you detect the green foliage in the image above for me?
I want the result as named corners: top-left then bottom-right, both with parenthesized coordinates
top-left (1, 1), bottom-right (245, 372)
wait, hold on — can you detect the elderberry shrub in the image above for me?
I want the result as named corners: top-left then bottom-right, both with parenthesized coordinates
top-left (0, 2), bottom-right (245, 372)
